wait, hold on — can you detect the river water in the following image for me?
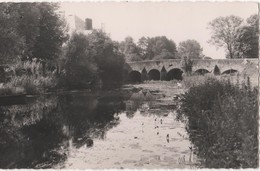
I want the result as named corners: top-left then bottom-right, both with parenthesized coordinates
top-left (0, 83), bottom-right (197, 169)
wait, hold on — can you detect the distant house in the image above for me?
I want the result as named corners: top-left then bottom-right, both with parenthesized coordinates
top-left (67, 15), bottom-right (93, 35)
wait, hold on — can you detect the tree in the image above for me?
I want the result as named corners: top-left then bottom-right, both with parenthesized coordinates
top-left (177, 39), bottom-right (203, 59)
top-left (87, 30), bottom-right (125, 87)
top-left (137, 36), bottom-right (177, 60)
top-left (31, 3), bottom-right (68, 63)
top-left (208, 15), bottom-right (243, 59)
top-left (137, 36), bottom-right (149, 59)
top-left (0, 3), bottom-right (24, 64)
top-left (119, 36), bottom-right (142, 62)
top-left (0, 3), bottom-right (68, 65)
top-left (11, 3), bottom-right (41, 59)
top-left (234, 14), bottom-right (259, 58)
top-left (64, 32), bottom-right (97, 89)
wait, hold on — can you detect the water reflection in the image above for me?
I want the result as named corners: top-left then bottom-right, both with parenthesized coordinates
top-left (0, 88), bottom-right (196, 169)
top-left (0, 90), bottom-right (126, 168)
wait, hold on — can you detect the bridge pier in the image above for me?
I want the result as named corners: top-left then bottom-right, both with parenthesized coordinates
top-left (160, 67), bottom-right (167, 81)
top-left (141, 68), bottom-right (148, 81)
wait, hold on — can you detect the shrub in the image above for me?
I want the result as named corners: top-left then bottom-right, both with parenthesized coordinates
top-left (177, 78), bottom-right (258, 168)
top-left (182, 74), bottom-right (213, 89)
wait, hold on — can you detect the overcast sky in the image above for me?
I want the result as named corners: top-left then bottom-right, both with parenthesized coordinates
top-left (60, 2), bottom-right (258, 59)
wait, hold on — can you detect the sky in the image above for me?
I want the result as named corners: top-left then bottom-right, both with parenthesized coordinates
top-left (60, 2), bottom-right (258, 59)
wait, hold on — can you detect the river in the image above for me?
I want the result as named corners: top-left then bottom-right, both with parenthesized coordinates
top-left (0, 81), bottom-right (197, 169)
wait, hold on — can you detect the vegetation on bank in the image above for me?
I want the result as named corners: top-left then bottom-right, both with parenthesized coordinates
top-left (0, 3), bottom-right (126, 95)
top-left (176, 78), bottom-right (258, 168)
top-left (60, 30), bottom-right (125, 90)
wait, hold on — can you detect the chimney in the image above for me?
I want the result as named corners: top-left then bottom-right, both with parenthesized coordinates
top-left (85, 18), bottom-right (92, 30)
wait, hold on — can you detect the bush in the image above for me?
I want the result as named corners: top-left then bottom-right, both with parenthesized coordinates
top-left (182, 74), bottom-right (213, 89)
top-left (177, 78), bottom-right (258, 168)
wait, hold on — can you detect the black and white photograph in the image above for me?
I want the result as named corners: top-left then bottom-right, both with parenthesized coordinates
top-left (0, 0), bottom-right (259, 169)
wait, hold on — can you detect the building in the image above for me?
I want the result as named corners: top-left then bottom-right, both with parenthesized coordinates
top-left (85, 18), bottom-right (93, 30)
top-left (67, 15), bottom-right (93, 35)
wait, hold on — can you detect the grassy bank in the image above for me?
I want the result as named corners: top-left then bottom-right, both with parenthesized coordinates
top-left (177, 78), bottom-right (258, 168)
top-left (0, 60), bottom-right (57, 95)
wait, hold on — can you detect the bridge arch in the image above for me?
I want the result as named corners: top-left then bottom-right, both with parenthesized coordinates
top-left (195, 69), bottom-right (210, 75)
top-left (148, 69), bottom-right (160, 80)
top-left (128, 70), bottom-right (141, 83)
top-left (222, 69), bottom-right (238, 75)
top-left (166, 68), bottom-right (183, 81)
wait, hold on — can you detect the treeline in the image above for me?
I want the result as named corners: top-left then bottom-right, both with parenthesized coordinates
top-left (119, 36), bottom-right (205, 62)
top-left (120, 14), bottom-right (259, 62)
top-left (0, 3), bottom-right (258, 92)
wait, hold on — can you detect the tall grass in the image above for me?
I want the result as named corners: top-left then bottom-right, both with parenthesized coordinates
top-left (1, 59), bottom-right (57, 95)
top-left (177, 78), bottom-right (258, 168)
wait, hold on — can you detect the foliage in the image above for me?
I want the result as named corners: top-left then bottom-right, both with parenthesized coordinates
top-left (181, 56), bottom-right (193, 75)
top-left (63, 32), bottom-right (97, 89)
top-left (208, 15), bottom-right (243, 59)
top-left (119, 36), bottom-right (142, 62)
top-left (119, 36), bottom-right (178, 61)
top-left (30, 3), bottom-right (68, 62)
top-left (181, 74), bottom-right (213, 89)
top-left (148, 36), bottom-right (177, 60)
top-left (0, 3), bottom-right (68, 64)
top-left (234, 14), bottom-right (259, 58)
top-left (177, 78), bottom-right (258, 168)
top-left (63, 30), bottom-right (126, 89)
top-left (3, 59), bottom-right (57, 94)
top-left (87, 30), bottom-right (126, 88)
top-left (177, 39), bottom-right (203, 59)
top-left (0, 3), bottom-right (24, 64)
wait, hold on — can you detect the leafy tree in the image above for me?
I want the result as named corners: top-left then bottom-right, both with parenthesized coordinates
top-left (63, 32), bottom-right (97, 89)
top-left (11, 3), bottom-right (41, 59)
top-left (234, 14), bottom-right (259, 58)
top-left (137, 36), bottom-right (177, 60)
top-left (63, 30), bottom-right (125, 89)
top-left (208, 15), bottom-right (243, 59)
top-left (31, 3), bottom-right (68, 63)
top-left (150, 36), bottom-right (177, 60)
top-left (0, 3), bottom-right (68, 65)
top-left (0, 3), bottom-right (24, 64)
top-left (119, 36), bottom-right (142, 62)
top-left (87, 30), bottom-right (125, 87)
top-left (137, 36), bottom-right (149, 59)
top-left (177, 39), bottom-right (203, 59)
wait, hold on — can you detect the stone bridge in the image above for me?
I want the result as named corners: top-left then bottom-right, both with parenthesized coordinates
top-left (124, 59), bottom-right (258, 82)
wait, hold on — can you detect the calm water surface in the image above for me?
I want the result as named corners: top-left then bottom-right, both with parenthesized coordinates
top-left (0, 86), bottom-right (197, 169)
